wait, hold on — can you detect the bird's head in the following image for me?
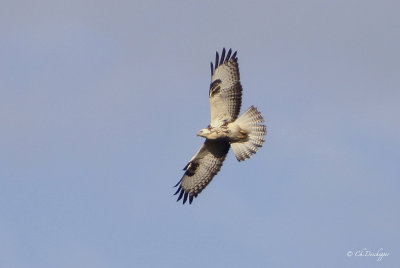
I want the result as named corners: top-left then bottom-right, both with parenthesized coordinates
top-left (197, 128), bottom-right (211, 138)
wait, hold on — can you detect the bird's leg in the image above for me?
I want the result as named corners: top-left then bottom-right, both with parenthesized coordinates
top-left (238, 129), bottom-right (248, 139)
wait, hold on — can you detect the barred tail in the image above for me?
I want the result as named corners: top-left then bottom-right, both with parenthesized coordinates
top-left (231, 106), bottom-right (267, 162)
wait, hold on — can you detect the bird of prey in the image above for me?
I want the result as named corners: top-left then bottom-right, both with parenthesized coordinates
top-left (174, 48), bottom-right (267, 204)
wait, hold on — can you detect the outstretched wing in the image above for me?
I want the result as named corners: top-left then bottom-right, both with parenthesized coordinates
top-left (209, 48), bottom-right (242, 127)
top-left (174, 139), bottom-right (230, 204)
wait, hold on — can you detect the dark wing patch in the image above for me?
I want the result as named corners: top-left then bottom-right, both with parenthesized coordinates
top-left (209, 79), bottom-right (222, 97)
top-left (174, 140), bottom-right (230, 204)
top-left (184, 161), bottom-right (199, 176)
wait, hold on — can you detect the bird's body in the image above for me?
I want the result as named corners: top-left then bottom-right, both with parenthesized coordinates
top-left (198, 122), bottom-right (246, 142)
top-left (174, 48), bottom-right (267, 204)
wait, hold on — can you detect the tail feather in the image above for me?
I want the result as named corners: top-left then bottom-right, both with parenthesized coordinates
top-left (231, 106), bottom-right (267, 161)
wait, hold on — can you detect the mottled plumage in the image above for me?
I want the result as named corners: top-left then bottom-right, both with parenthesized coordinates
top-left (174, 140), bottom-right (230, 204)
top-left (174, 48), bottom-right (267, 204)
top-left (209, 49), bottom-right (242, 127)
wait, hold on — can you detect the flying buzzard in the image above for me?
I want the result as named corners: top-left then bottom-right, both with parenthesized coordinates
top-left (174, 48), bottom-right (267, 204)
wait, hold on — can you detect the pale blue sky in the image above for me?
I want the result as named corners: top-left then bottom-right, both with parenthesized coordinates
top-left (1, 1), bottom-right (399, 267)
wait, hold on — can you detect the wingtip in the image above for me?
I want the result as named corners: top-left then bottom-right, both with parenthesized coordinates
top-left (232, 50), bottom-right (237, 60)
top-left (176, 188), bottom-right (184, 202)
top-left (226, 48), bottom-right (232, 61)
top-left (214, 48), bottom-right (237, 70)
top-left (173, 185), bottom-right (182, 195)
top-left (173, 178), bottom-right (182, 187)
top-left (183, 192), bottom-right (188, 204)
top-left (174, 185), bottom-right (195, 205)
top-left (220, 48), bottom-right (226, 66)
top-left (175, 189), bottom-right (195, 205)
top-left (215, 51), bottom-right (220, 69)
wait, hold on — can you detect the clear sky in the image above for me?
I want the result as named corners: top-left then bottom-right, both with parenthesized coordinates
top-left (1, 1), bottom-right (399, 267)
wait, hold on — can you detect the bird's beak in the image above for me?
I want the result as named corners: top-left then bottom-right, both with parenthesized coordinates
top-left (197, 130), bottom-right (204, 137)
